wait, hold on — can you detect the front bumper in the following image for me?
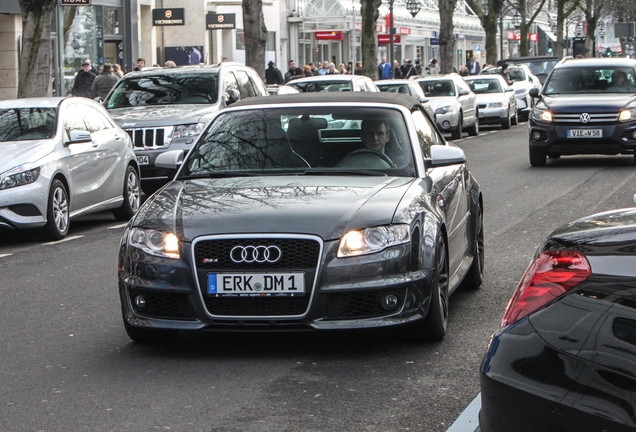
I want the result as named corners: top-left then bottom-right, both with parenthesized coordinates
top-left (0, 171), bottom-right (50, 230)
top-left (529, 118), bottom-right (636, 155)
top-left (435, 111), bottom-right (460, 131)
top-left (478, 107), bottom-right (508, 125)
top-left (119, 233), bottom-right (434, 332)
top-left (480, 319), bottom-right (636, 432)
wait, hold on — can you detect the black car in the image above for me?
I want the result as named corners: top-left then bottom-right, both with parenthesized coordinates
top-left (480, 208), bottom-right (636, 432)
top-left (528, 58), bottom-right (636, 166)
top-left (117, 93), bottom-right (483, 343)
top-left (497, 56), bottom-right (558, 84)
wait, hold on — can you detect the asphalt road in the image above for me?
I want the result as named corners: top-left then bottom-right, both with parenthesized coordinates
top-left (2, 123), bottom-right (636, 432)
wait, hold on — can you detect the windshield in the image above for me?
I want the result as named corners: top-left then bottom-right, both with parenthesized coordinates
top-left (417, 80), bottom-right (455, 97)
top-left (518, 60), bottom-right (557, 77)
top-left (467, 79), bottom-right (503, 93)
top-left (0, 108), bottom-right (57, 141)
top-left (105, 73), bottom-right (219, 108)
top-left (181, 107), bottom-right (416, 178)
top-left (544, 67), bottom-right (636, 94)
top-left (287, 81), bottom-right (352, 92)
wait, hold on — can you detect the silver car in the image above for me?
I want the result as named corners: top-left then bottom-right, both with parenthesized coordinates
top-left (480, 64), bottom-right (541, 120)
top-left (464, 75), bottom-right (518, 129)
top-left (0, 97), bottom-right (140, 240)
top-left (285, 75), bottom-right (379, 92)
top-left (374, 79), bottom-right (436, 121)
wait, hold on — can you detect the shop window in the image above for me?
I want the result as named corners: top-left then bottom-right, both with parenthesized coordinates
top-left (267, 32), bottom-right (275, 51)
top-left (236, 30), bottom-right (246, 50)
top-left (103, 7), bottom-right (121, 36)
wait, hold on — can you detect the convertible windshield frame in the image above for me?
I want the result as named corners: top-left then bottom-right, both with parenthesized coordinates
top-left (179, 105), bottom-right (417, 178)
top-left (0, 107), bottom-right (58, 142)
top-left (104, 72), bottom-right (219, 108)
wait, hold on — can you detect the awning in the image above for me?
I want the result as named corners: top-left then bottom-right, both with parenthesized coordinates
top-left (537, 24), bottom-right (556, 42)
top-left (0, 0), bottom-right (21, 14)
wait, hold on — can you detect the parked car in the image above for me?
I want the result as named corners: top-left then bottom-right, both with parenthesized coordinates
top-left (0, 97), bottom-right (139, 240)
top-left (527, 57), bottom-right (636, 166)
top-left (117, 92), bottom-right (484, 343)
top-left (480, 64), bottom-right (541, 120)
top-left (266, 84), bottom-right (300, 95)
top-left (285, 75), bottom-right (379, 93)
top-left (497, 56), bottom-right (559, 84)
top-left (480, 206), bottom-right (636, 432)
top-left (374, 79), bottom-right (436, 121)
top-left (414, 74), bottom-right (479, 139)
top-left (464, 75), bottom-right (518, 129)
top-left (103, 63), bottom-right (269, 194)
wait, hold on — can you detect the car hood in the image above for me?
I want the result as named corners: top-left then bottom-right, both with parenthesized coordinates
top-left (548, 208), bottom-right (636, 247)
top-left (134, 176), bottom-right (415, 242)
top-left (0, 139), bottom-right (55, 173)
top-left (107, 104), bottom-right (220, 127)
top-left (540, 94), bottom-right (636, 113)
top-left (426, 97), bottom-right (457, 109)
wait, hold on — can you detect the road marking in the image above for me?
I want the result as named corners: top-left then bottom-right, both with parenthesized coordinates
top-left (0, 253), bottom-right (13, 258)
top-left (43, 235), bottom-right (84, 246)
top-left (108, 223), bottom-right (129, 230)
top-left (445, 393), bottom-right (481, 432)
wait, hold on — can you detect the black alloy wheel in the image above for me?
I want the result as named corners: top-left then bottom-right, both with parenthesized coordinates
top-left (467, 112), bottom-right (479, 136)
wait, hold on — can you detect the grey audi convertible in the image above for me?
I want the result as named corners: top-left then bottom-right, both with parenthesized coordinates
top-left (117, 93), bottom-right (483, 343)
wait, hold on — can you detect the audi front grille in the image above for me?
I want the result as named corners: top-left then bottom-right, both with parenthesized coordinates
top-left (125, 126), bottom-right (174, 149)
top-left (192, 235), bottom-right (322, 318)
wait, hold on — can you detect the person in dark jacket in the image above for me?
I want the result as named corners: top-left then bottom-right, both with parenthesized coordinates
top-left (72, 61), bottom-right (96, 98)
top-left (91, 64), bottom-right (119, 100)
top-left (393, 60), bottom-right (403, 79)
top-left (265, 61), bottom-right (283, 84)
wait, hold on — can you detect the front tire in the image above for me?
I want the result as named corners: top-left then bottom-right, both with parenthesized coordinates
top-left (466, 113), bottom-right (479, 136)
top-left (451, 115), bottom-right (463, 140)
top-left (406, 234), bottom-right (449, 342)
top-left (461, 204), bottom-right (484, 290)
top-left (511, 110), bottom-right (518, 126)
top-left (113, 165), bottom-right (141, 221)
top-left (501, 112), bottom-right (511, 129)
top-left (529, 145), bottom-right (547, 167)
top-left (41, 179), bottom-right (69, 240)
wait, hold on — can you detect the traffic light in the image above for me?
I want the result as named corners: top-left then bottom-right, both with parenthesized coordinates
top-left (606, 47), bottom-right (612, 57)
top-left (547, 41), bottom-right (553, 53)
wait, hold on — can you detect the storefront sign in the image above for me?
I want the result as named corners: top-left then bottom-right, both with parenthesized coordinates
top-left (206, 13), bottom-right (236, 30)
top-left (61, 0), bottom-right (91, 5)
top-left (398, 27), bottom-right (410, 35)
top-left (506, 31), bottom-right (538, 41)
top-left (315, 31), bottom-right (344, 40)
top-left (377, 34), bottom-right (400, 44)
top-left (153, 8), bottom-right (185, 26)
top-left (430, 37), bottom-right (439, 45)
top-left (528, 33), bottom-right (538, 41)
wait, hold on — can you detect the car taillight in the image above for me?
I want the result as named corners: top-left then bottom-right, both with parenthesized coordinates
top-left (501, 250), bottom-right (591, 327)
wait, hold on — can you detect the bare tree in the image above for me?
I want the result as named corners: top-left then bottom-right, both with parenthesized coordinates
top-left (465, 0), bottom-right (505, 65)
top-left (17, 0), bottom-right (56, 98)
top-left (554, 0), bottom-right (581, 58)
top-left (361, 0), bottom-right (383, 79)
top-left (242, 0), bottom-right (267, 80)
top-left (517, 0), bottom-right (548, 56)
top-left (439, 0), bottom-right (458, 73)
top-left (579, 0), bottom-right (604, 57)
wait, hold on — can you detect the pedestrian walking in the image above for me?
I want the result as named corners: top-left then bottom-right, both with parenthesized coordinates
top-left (378, 56), bottom-right (391, 80)
top-left (71, 61), bottom-right (96, 98)
top-left (427, 59), bottom-right (440, 75)
top-left (91, 63), bottom-right (119, 100)
top-left (466, 55), bottom-right (480, 75)
top-left (265, 60), bottom-right (283, 84)
top-left (112, 63), bottom-right (124, 78)
top-left (284, 60), bottom-right (297, 83)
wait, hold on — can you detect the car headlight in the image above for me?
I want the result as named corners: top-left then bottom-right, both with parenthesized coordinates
top-left (435, 105), bottom-right (455, 115)
top-left (172, 123), bottom-right (204, 139)
top-left (0, 165), bottom-right (41, 190)
top-left (532, 106), bottom-right (552, 123)
top-left (130, 227), bottom-right (180, 259)
top-left (488, 102), bottom-right (503, 108)
top-left (514, 88), bottom-right (527, 94)
top-left (619, 104), bottom-right (636, 121)
top-left (338, 224), bottom-right (410, 258)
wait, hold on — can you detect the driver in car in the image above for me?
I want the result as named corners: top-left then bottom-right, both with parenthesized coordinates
top-left (361, 119), bottom-right (390, 154)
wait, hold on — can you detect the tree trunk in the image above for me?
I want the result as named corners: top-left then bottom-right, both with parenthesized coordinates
top-left (17, 1), bottom-right (56, 98)
top-left (438, 0), bottom-right (457, 74)
top-left (465, 0), bottom-right (505, 67)
top-left (361, 0), bottom-right (382, 79)
top-left (242, 0), bottom-right (267, 81)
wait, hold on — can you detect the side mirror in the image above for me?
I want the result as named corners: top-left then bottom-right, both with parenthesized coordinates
top-left (155, 150), bottom-right (184, 170)
top-left (67, 130), bottom-right (91, 144)
top-left (420, 97), bottom-right (430, 104)
top-left (226, 89), bottom-right (241, 105)
top-left (459, 89), bottom-right (470, 96)
top-left (529, 88), bottom-right (540, 98)
top-left (425, 145), bottom-right (467, 169)
top-left (505, 87), bottom-right (514, 92)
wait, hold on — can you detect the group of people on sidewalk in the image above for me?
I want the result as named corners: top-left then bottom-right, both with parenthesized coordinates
top-left (265, 59), bottom-right (364, 85)
top-left (71, 57), bottom-right (152, 100)
top-left (378, 57), bottom-right (440, 79)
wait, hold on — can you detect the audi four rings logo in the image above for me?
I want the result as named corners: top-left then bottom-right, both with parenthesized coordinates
top-left (580, 113), bottom-right (591, 123)
top-left (230, 245), bottom-right (282, 263)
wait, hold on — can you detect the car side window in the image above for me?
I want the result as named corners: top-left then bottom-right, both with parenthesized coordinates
top-left (247, 70), bottom-right (268, 96)
top-left (224, 72), bottom-right (240, 99)
top-left (63, 104), bottom-right (89, 139)
top-left (235, 70), bottom-right (256, 98)
top-left (410, 83), bottom-right (425, 99)
top-left (456, 78), bottom-right (471, 94)
top-left (412, 109), bottom-right (443, 159)
top-left (82, 106), bottom-right (111, 133)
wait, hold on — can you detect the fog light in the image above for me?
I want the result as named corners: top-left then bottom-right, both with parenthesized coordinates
top-left (442, 120), bottom-right (451, 129)
top-left (381, 293), bottom-right (400, 311)
top-left (531, 131), bottom-right (541, 141)
top-left (134, 294), bottom-right (146, 310)
top-left (632, 131), bottom-right (636, 140)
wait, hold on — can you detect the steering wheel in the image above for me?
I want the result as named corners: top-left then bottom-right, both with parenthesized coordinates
top-left (338, 149), bottom-right (394, 169)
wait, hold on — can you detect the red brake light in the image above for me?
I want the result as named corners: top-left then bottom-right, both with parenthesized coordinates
top-left (501, 250), bottom-right (591, 327)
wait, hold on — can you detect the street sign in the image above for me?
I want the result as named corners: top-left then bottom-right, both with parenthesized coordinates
top-left (61, 0), bottom-right (91, 5)
top-left (206, 13), bottom-right (236, 30)
top-left (378, 34), bottom-right (401, 44)
top-left (615, 22), bottom-right (635, 38)
top-left (475, 45), bottom-right (480, 51)
top-left (152, 8), bottom-right (185, 26)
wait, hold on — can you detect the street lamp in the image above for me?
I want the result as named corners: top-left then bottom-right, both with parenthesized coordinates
top-left (389, 0), bottom-right (421, 78)
top-left (406, 0), bottom-right (421, 17)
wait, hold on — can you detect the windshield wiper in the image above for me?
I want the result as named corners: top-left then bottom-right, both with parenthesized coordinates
top-left (302, 169), bottom-right (388, 177)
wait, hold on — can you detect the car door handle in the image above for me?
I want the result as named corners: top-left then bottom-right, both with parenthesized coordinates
top-left (115, 136), bottom-right (122, 140)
